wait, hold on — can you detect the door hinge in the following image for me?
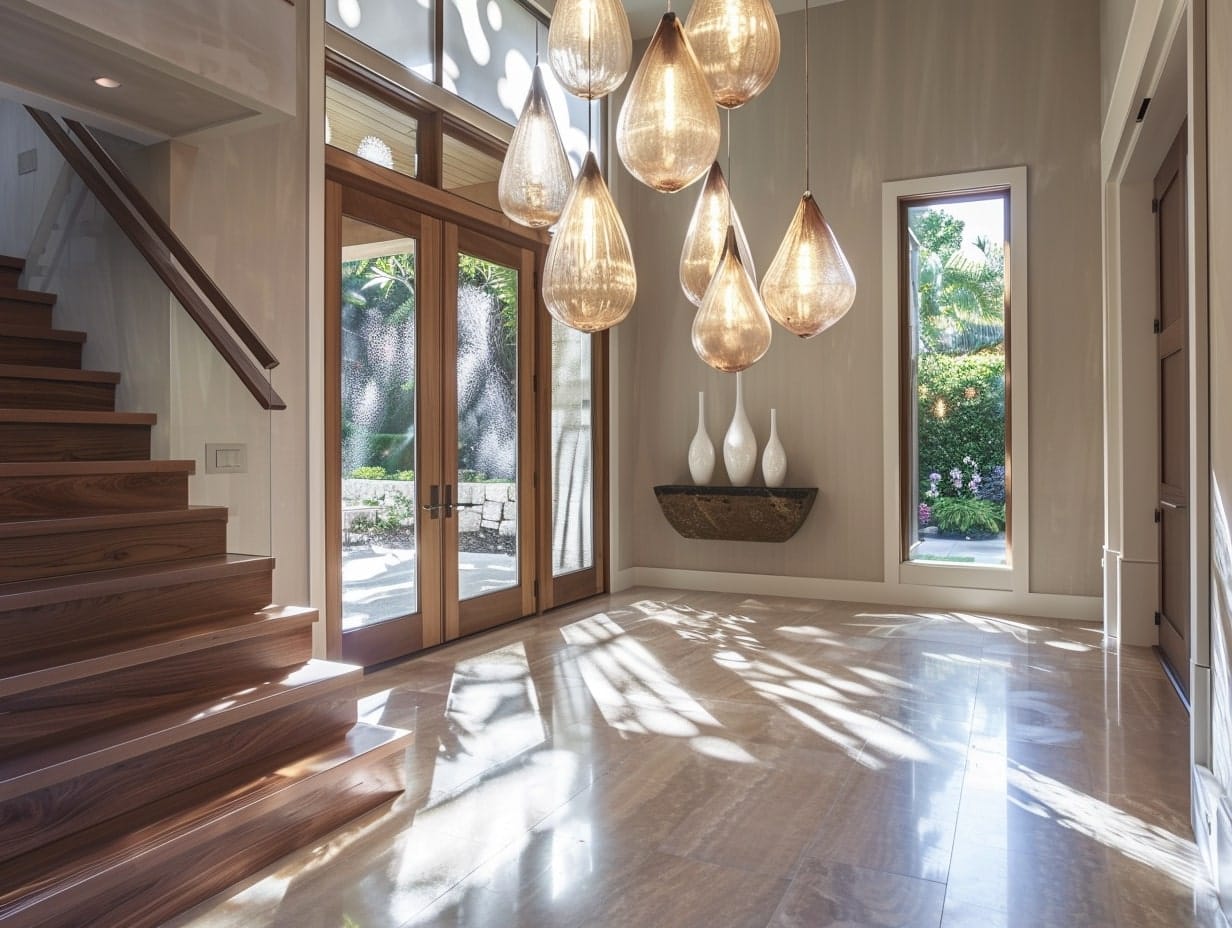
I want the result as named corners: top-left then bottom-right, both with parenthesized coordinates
top-left (1154, 611), bottom-right (1162, 626)
top-left (1153, 319), bottom-right (1162, 334)
top-left (1151, 197), bottom-right (1160, 214)
top-left (1155, 508), bottom-right (1161, 524)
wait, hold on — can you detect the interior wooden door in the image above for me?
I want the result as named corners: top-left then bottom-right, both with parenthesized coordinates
top-left (443, 226), bottom-right (538, 640)
top-left (1155, 123), bottom-right (1189, 697)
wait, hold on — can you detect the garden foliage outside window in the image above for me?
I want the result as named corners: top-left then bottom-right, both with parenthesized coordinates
top-left (904, 192), bottom-right (1009, 568)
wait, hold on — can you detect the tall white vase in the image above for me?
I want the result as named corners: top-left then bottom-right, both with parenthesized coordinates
top-left (724, 372), bottom-right (757, 486)
top-left (762, 408), bottom-right (787, 488)
top-left (688, 391), bottom-right (716, 485)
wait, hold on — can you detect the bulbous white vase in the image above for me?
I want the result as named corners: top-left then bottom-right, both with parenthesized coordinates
top-left (724, 372), bottom-right (757, 486)
top-left (762, 408), bottom-right (787, 487)
top-left (688, 391), bottom-right (716, 485)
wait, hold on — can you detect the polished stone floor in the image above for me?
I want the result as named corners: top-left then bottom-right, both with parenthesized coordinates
top-left (170, 588), bottom-right (1225, 928)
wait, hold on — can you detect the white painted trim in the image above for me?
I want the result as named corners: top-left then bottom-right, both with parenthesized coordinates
top-left (629, 567), bottom-right (1101, 623)
top-left (881, 167), bottom-right (1030, 597)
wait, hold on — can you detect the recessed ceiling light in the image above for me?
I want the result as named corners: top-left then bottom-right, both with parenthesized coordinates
top-left (93, 77), bottom-right (122, 88)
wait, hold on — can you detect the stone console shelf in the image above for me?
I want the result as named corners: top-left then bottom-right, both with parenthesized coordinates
top-left (653, 485), bottom-right (818, 543)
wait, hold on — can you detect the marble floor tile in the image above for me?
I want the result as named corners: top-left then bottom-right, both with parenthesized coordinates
top-left (172, 588), bottom-right (1207, 928)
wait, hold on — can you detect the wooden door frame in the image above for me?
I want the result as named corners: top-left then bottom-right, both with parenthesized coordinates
top-left (324, 148), bottom-right (610, 662)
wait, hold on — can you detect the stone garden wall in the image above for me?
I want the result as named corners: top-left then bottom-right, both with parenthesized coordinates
top-left (342, 479), bottom-right (516, 536)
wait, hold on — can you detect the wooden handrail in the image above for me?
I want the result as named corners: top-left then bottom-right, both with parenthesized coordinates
top-left (65, 119), bottom-right (280, 371)
top-left (26, 108), bottom-right (285, 411)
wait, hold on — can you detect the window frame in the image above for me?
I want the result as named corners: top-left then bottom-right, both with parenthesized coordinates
top-left (881, 167), bottom-right (1029, 595)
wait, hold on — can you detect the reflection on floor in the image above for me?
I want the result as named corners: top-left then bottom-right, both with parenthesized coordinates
top-left (169, 589), bottom-right (1223, 928)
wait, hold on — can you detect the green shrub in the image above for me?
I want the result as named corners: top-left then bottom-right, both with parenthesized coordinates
top-left (392, 469), bottom-right (415, 481)
top-left (932, 497), bottom-right (1003, 536)
top-left (350, 466), bottom-right (388, 480)
top-left (917, 352), bottom-right (1005, 499)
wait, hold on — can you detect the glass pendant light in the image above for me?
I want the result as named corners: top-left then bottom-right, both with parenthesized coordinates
top-left (543, 152), bottom-right (637, 333)
top-left (761, 0), bottom-right (856, 337)
top-left (680, 162), bottom-right (755, 306)
top-left (616, 12), bottom-right (720, 193)
top-left (761, 192), bottom-right (856, 337)
top-left (547, 0), bottom-right (632, 99)
top-left (692, 226), bottom-right (772, 371)
top-left (684, 0), bottom-right (781, 108)
top-left (499, 64), bottom-right (572, 228)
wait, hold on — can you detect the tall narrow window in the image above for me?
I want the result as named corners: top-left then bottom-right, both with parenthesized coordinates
top-left (901, 191), bottom-right (1010, 568)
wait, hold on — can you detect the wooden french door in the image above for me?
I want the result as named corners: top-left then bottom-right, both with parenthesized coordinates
top-left (1155, 123), bottom-right (1189, 697)
top-left (327, 172), bottom-right (540, 666)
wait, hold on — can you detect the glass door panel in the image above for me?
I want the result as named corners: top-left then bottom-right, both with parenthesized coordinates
top-left (550, 319), bottom-right (593, 576)
top-left (454, 250), bottom-right (521, 601)
top-left (340, 217), bottom-right (420, 630)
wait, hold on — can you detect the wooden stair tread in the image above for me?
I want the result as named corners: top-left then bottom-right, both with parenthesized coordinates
top-left (0, 605), bottom-right (317, 698)
top-left (0, 553), bottom-right (273, 612)
top-left (0, 722), bottom-right (411, 919)
top-left (0, 460), bottom-right (194, 478)
top-left (0, 364), bottom-right (120, 384)
top-left (0, 505), bottom-right (223, 539)
top-left (0, 409), bottom-right (154, 425)
top-left (0, 256), bottom-right (23, 271)
top-left (0, 288), bottom-right (55, 305)
top-left (0, 659), bottom-right (362, 800)
top-left (0, 324), bottom-right (85, 343)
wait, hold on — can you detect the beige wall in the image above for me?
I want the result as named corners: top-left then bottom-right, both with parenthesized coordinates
top-left (1207, 0), bottom-right (1232, 799)
top-left (1102, 0), bottom-right (1138, 119)
top-left (614, 0), bottom-right (1104, 596)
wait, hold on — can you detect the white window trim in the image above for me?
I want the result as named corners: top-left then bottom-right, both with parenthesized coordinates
top-left (881, 166), bottom-right (1030, 595)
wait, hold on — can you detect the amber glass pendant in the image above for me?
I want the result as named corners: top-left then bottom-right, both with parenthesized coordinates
top-left (616, 12), bottom-right (720, 193)
top-left (543, 152), bottom-right (637, 333)
top-left (498, 65), bottom-right (572, 228)
top-left (547, 0), bottom-right (632, 99)
top-left (680, 162), bottom-right (755, 306)
top-left (684, 0), bottom-right (781, 108)
top-left (692, 226), bottom-right (772, 371)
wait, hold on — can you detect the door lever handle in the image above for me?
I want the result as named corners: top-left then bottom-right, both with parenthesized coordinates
top-left (444, 483), bottom-right (454, 517)
top-left (1160, 500), bottom-right (1187, 511)
top-left (422, 484), bottom-right (443, 517)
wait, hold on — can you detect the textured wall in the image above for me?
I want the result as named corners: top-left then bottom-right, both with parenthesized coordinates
top-left (1101, 0), bottom-right (1138, 120)
top-left (615, 0), bottom-right (1104, 595)
top-left (1207, 0), bottom-right (1232, 797)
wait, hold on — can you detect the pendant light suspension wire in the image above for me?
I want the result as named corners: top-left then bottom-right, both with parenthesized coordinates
top-left (726, 108), bottom-right (733, 228)
top-left (803, 0), bottom-right (811, 193)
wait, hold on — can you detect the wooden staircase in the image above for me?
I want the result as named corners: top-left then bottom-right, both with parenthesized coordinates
top-left (0, 256), bottom-right (411, 928)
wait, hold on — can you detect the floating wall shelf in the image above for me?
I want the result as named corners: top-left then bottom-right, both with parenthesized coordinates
top-left (653, 485), bottom-right (818, 543)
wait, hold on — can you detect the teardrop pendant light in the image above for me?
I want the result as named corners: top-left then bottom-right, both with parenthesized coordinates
top-left (543, 152), bottom-right (637, 333)
top-left (547, 0), bottom-right (632, 99)
top-left (762, 0), bottom-right (856, 337)
top-left (499, 64), bottom-right (572, 228)
top-left (692, 226), bottom-right (772, 372)
top-left (616, 12), bottom-right (720, 193)
top-left (761, 192), bottom-right (856, 337)
top-left (684, 0), bottom-right (781, 108)
top-left (679, 162), bottom-right (755, 306)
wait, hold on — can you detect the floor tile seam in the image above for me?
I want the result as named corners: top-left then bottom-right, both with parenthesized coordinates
top-left (939, 662), bottom-right (987, 887)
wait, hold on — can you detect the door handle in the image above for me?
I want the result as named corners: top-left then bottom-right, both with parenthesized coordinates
top-left (444, 483), bottom-right (454, 517)
top-left (421, 484), bottom-right (443, 518)
top-left (1160, 500), bottom-right (1187, 511)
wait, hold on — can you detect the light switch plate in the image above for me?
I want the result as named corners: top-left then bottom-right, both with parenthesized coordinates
top-left (204, 443), bottom-right (247, 474)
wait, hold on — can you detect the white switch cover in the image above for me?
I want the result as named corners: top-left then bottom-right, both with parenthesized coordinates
top-left (205, 443), bottom-right (247, 474)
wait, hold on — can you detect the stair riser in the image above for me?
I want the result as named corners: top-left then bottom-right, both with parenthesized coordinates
top-left (0, 568), bottom-right (273, 663)
top-left (0, 422), bottom-right (150, 462)
top-left (0, 377), bottom-right (115, 411)
top-left (0, 303), bottom-right (52, 328)
top-left (0, 517), bottom-right (227, 583)
top-left (0, 692), bottom-right (357, 866)
top-left (0, 336), bottom-right (81, 369)
top-left (0, 625), bottom-right (314, 754)
top-left (8, 745), bottom-right (404, 928)
top-left (0, 472), bottom-right (187, 520)
top-left (0, 270), bottom-right (20, 289)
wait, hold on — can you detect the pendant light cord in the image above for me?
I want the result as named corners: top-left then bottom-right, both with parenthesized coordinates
top-left (804, 0), bottom-right (811, 194)
top-left (726, 108), bottom-right (733, 227)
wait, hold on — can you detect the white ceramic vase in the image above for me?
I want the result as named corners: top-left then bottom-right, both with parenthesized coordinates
top-left (688, 391), bottom-right (716, 485)
top-left (762, 408), bottom-right (787, 487)
top-left (723, 372), bottom-right (757, 486)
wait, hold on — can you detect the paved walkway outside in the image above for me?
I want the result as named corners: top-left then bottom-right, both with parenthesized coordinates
top-left (915, 533), bottom-right (1007, 566)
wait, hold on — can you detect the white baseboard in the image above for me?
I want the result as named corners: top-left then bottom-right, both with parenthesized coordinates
top-left (609, 568), bottom-right (637, 593)
top-left (626, 566), bottom-right (1102, 623)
